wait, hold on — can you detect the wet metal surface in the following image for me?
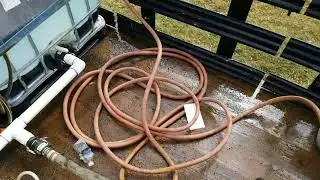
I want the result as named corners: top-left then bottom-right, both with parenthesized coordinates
top-left (0, 32), bottom-right (319, 180)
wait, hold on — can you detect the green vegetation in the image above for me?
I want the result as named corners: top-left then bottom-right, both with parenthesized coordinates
top-left (101, 0), bottom-right (319, 87)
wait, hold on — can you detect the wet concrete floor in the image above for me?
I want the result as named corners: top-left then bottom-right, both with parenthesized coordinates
top-left (0, 32), bottom-right (319, 180)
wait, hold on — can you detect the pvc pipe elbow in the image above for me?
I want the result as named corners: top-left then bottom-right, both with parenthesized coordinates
top-left (63, 54), bottom-right (86, 75)
top-left (72, 59), bottom-right (86, 75)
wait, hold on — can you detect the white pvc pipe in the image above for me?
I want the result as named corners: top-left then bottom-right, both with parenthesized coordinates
top-left (14, 129), bottom-right (35, 146)
top-left (0, 54), bottom-right (85, 151)
top-left (20, 70), bottom-right (78, 124)
top-left (0, 136), bottom-right (7, 150)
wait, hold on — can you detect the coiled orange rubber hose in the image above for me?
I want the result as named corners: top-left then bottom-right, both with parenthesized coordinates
top-left (63, 1), bottom-right (320, 179)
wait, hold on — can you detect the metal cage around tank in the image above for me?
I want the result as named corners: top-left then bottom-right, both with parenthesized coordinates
top-left (0, 0), bottom-right (102, 109)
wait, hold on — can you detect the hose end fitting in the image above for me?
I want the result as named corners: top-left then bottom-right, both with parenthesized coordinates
top-left (26, 137), bottom-right (52, 156)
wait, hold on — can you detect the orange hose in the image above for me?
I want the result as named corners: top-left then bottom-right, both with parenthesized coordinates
top-left (62, 1), bottom-right (320, 179)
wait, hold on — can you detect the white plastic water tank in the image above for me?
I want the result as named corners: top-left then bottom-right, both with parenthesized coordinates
top-left (0, 56), bottom-right (9, 89)
top-left (0, 0), bottom-right (103, 106)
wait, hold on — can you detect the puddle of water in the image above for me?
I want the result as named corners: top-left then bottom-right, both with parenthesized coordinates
top-left (206, 84), bottom-right (317, 152)
top-left (208, 84), bottom-right (285, 137)
top-left (271, 164), bottom-right (310, 180)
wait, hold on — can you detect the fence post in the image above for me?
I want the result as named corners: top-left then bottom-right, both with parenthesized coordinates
top-left (141, 7), bottom-right (156, 29)
top-left (309, 75), bottom-right (320, 93)
top-left (216, 0), bottom-right (254, 58)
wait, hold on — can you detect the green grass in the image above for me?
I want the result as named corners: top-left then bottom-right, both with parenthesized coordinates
top-left (101, 0), bottom-right (319, 87)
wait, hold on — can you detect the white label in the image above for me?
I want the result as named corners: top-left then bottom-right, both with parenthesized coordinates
top-left (184, 103), bottom-right (205, 130)
top-left (0, 0), bottom-right (21, 12)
